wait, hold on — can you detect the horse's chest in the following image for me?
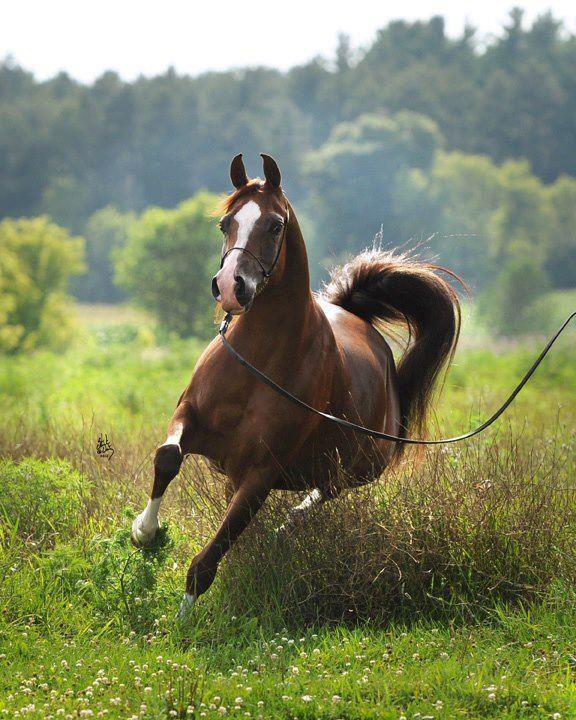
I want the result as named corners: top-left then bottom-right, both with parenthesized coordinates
top-left (193, 379), bottom-right (315, 471)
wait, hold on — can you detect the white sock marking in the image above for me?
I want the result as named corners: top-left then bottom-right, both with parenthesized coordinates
top-left (177, 592), bottom-right (197, 620)
top-left (139, 498), bottom-right (161, 534)
top-left (163, 422), bottom-right (183, 448)
top-left (278, 489), bottom-right (324, 534)
top-left (291, 488), bottom-right (322, 518)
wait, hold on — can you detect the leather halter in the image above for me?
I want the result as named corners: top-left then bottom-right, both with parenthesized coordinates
top-left (219, 203), bottom-right (290, 286)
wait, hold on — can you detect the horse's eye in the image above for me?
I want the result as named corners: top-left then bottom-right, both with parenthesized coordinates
top-left (270, 221), bottom-right (283, 235)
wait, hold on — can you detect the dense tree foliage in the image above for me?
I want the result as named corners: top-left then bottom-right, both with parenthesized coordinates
top-left (305, 114), bottom-right (576, 332)
top-left (114, 193), bottom-right (220, 339)
top-left (1, 11), bottom-right (575, 228)
top-left (0, 217), bottom-right (84, 353)
top-left (303, 111), bottom-right (442, 266)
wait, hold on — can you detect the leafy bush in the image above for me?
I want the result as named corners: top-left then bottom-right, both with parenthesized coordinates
top-left (0, 216), bottom-right (84, 353)
top-left (115, 192), bottom-right (221, 339)
top-left (0, 458), bottom-right (89, 547)
top-left (479, 250), bottom-right (551, 335)
top-left (89, 523), bottom-right (175, 632)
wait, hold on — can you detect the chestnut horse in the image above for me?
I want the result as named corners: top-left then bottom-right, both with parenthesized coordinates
top-left (131, 154), bottom-right (461, 616)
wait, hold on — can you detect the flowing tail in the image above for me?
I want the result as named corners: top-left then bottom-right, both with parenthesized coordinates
top-left (322, 248), bottom-right (462, 439)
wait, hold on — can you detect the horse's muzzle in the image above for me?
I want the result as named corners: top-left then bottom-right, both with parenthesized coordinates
top-left (212, 261), bottom-right (256, 314)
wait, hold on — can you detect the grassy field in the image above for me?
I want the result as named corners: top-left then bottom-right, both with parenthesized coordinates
top-left (1, 301), bottom-right (575, 719)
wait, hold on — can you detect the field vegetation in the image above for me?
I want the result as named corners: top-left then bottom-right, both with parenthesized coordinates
top-left (1, 303), bottom-right (575, 719)
top-left (1, 12), bottom-right (575, 716)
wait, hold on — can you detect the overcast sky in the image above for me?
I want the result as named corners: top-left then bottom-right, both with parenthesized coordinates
top-left (2, 0), bottom-right (575, 83)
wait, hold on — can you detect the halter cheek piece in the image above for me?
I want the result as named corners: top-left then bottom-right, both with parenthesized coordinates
top-left (219, 204), bottom-right (290, 290)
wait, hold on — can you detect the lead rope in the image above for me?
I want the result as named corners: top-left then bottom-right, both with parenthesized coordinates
top-left (219, 310), bottom-right (576, 445)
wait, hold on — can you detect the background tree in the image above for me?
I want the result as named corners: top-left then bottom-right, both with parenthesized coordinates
top-left (545, 175), bottom-right (576, 288)
top-left (1, 11), bottom-right (575, 340)
top-left (303, 111), bottom-right (442, 278)
top-left (0, 217), bottom-right (84, 353)
top-left (115, 192), bottom-right (220, 339)
top-left (74, 207), bottom-right (134, 303)
top-left (2, 11), bottom-right (575, 234)
top-left (479, 249), bottom-right (551, 335)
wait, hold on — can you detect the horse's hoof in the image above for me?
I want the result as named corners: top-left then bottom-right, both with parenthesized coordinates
top-left (274, 520), bottom-right (295, 540)
top-left (130, 516), bottom-right (158, 548)
top-left (176, 593), bottom-right (196, 622)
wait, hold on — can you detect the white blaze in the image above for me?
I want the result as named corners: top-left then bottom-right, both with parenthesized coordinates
top-left (216, 199), bottom-right (262, 311)
top-left (234, 199), bottom-right (261, 250)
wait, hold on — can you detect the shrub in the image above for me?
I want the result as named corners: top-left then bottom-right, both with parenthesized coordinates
top-left (479, 250), bottom-right (552, 335)
top-left (89, 523), bottom-right (175, 632)
top-left (0, 216), bottom-right (84, 353)
top-left (0, 458), bottom-right (89, 547)
top-left (115, 192), bottom-right (221, 340)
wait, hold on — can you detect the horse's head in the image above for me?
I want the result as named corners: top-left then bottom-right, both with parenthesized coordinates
top-left (212, 154), bottom-right (288, 314)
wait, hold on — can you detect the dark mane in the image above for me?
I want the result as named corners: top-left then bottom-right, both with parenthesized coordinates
top-left (219, 179), bottom-right (264, 214)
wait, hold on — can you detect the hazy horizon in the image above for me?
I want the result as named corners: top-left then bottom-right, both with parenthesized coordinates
top-left (1, 0), bottom-right (575, 84)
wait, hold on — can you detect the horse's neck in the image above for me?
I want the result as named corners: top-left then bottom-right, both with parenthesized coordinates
top-left (235, 206), bottom-right (315, 343)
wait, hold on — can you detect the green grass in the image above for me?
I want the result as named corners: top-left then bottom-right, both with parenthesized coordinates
top-left (3, 602), bottom-right (576, 719)
top-left (0, 299), bottom-right (575, 718)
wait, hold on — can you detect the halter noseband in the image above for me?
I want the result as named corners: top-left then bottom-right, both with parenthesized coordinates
top-left (219, 203), bottom-right (290, 286)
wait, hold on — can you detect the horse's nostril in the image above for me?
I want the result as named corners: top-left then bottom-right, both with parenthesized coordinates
top-left (211, 276), bottom-right (220, 300)
top-left (234, 275), bottom-right (245, 298)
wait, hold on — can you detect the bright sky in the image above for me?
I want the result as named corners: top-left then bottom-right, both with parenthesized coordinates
top-left (1, 0), bottom-right (575, 83)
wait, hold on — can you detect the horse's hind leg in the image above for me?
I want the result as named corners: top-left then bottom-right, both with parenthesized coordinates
top-left (276, 487), bottom-right (336, 536)
top-left (131, 402), bottom-right (193, 547)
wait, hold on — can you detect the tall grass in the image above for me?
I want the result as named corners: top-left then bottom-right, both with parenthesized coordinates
top-left (0, 311), bottom-right (574, 632)
top-left (1, 419), bottom-right (574, 632)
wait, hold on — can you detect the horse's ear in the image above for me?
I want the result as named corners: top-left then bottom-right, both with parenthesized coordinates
top-left (230, 154), bottom-right (249, 189)
top-left (260, 154), bottom-right (281, 190)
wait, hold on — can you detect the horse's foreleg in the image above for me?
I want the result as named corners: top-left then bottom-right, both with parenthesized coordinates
top-left (131, 402), bottom-right (193, 547)
top-left (178, 471), bottom-right (271, 616)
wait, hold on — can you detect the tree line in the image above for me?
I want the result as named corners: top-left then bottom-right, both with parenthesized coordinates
top-left (2, 9), bottom-right (575, 225)
top-left (1, 9), bottom-right (575, 350)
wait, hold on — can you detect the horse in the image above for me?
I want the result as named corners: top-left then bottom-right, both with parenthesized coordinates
top-left (131, 153), bottom-right (461, 616)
